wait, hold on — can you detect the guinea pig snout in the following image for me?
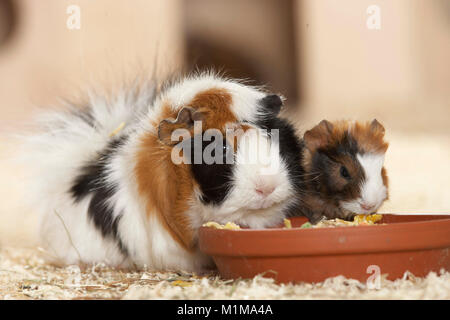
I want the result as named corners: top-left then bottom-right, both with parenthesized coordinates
top-left (254, 175), bottom-right (278, 197)
top-left (359, 202), bottom-right (376, 211)
top-left (255, 184), bottom-right (276, 197)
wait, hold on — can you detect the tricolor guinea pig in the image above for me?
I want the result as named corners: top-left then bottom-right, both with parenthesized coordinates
top-left (295, 119), bottom-right (389, 223)
top-left (23, 73), bottom-right (303, 272)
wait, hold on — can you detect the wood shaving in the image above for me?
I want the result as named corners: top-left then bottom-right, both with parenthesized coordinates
top-left (109, 122), bottom-right (126, 137)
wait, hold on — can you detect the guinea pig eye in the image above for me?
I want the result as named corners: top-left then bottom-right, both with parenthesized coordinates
top-left (222, 141), bottom-right (234, 158)
top-left (340, 166), bottom-right (350, 179)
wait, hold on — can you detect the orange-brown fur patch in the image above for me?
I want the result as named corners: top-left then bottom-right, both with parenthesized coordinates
top-left (135, 132), bottom-right (196, 250)
top-left (189, 88), bottom-right (236, 130)
top-left (382, 167), bottom-right (389, 199)
top-left (304, 120), bottom-right (388, 156)
top-left (352, 121), bottom-right (389, 154)
top-left (326, 120), bottom-right (388, 155)
top-left (135, 88), bottom-right (236, 251)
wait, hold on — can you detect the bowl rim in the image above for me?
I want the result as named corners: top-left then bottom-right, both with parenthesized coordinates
top-left (198, 214), bottom-right (450, 257)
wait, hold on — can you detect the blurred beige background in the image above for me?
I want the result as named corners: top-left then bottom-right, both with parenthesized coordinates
top-left (0, 0), bottom-right (449, 246)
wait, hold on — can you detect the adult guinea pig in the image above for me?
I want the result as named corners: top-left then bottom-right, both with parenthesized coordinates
top-left (22, 72), bottom-right (304, 272)
top-left (293, 119), bottom-right (389, 223)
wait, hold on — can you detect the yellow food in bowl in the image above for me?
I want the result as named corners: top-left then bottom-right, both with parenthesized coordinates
top-left (297, 214), bottom-right (383, 229)
top-left (283, 218), bottom-right (292, 229)
top-left (353, 213), bottom-right (383, 224)
top-left (203, 214), bottom-right (383, 231)
top-left (202, 221), bottom-right (241, 230)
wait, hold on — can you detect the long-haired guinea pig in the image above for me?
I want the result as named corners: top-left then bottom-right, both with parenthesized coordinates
top-left (294, 119), bottom-right (389, 223)
top-left (23, 72), bottom-right (304, 272)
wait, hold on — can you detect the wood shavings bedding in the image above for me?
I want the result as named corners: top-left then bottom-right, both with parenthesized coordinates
top-left (1, 247), bottom-right (449, 300)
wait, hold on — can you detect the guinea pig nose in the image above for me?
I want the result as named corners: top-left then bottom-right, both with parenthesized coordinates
top-left (255, 185), bottom-right (276, 197)
top-left (360, 202), bottom-right (376, 211)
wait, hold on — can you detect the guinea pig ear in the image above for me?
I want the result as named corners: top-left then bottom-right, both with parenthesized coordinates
top-left (303, 120), bottom-right (334, 151)
top-left (260, 94), bottom-right (284, 115)
top-left (158, 107), bottom-right (205, 145)
top-left (370, 119), bottom-right (385, 136)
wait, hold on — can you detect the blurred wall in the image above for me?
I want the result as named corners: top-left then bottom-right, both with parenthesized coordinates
top-left (295, 0), bottom-right (450, 134)
top-left (184, 0), bottom-right (299, 102)
top-left (0, 0), bottom-right (184, 127)
top-left (0, 0), bottom-right (448, 130)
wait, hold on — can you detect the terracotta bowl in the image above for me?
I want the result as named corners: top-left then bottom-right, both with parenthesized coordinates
top-left (198, 214), bottom-right (450, 283)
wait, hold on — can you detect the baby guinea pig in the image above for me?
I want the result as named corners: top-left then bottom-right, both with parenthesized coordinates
top-left (24, 72), bottom-right (304, 272)
top-left (296, 119), bottom-right (389, 223)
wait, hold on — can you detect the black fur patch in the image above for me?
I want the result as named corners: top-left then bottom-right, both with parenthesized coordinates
top-left (260, 94), bottom-right (283, 115)
top-left (69, 136), bottom-right (129, 256)
top-left (189, 135), bottom-right (234, 205)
